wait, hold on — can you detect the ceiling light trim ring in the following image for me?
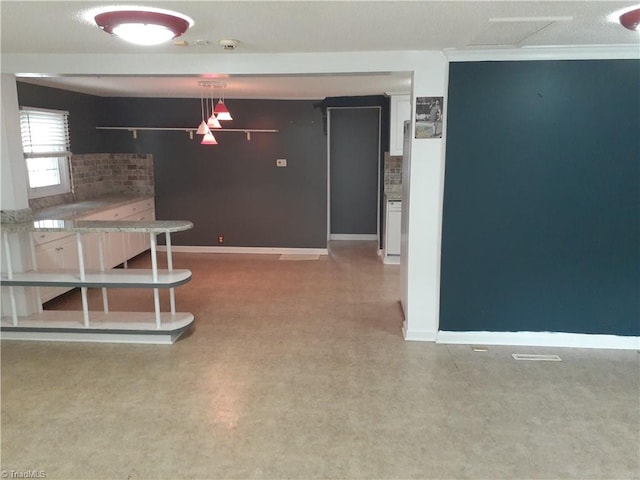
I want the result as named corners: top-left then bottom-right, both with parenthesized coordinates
top-left (95, 10), bottom-right (192, 43)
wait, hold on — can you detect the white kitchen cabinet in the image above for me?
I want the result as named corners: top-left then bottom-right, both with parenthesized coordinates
top-left (31, 197), bottom-right (156, 303)
top-left (81, 232), bottom-right (102, 270)
top-left (123, 207), bottom-right (155, 259)
top-left (33, 232), bottom-right (79, 302)
top-left (81, 198), bottom-right (155, 268)
top-left (389, 94), bottom-right (411, 156)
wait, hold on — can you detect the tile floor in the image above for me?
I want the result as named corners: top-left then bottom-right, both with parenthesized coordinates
top-left (1, 241), bottom-right (639, 479)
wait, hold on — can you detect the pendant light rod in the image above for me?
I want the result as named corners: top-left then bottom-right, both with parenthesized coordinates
top-left (200, 80), bottom-right (233, 121)
top-left (96, 127), bottom-right (278, 132)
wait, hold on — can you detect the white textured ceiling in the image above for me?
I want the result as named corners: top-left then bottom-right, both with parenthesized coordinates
top-left (2, 1), bottom-right (638, 98)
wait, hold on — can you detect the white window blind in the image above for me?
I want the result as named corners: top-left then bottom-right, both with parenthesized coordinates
top-left (20, 107), bottom-right (72, 196)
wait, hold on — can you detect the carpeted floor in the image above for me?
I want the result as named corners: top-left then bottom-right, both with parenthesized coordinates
top-left (1, 241), bottom-right (638, 479)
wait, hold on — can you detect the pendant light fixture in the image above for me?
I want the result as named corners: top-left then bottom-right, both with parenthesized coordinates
top-left (196, 81), bottom-right (232, 145)
top-left (196, 89), bottom-right (210, 134)
top-left (214, 99), bottom-right (233, 121)
top-left (93, 7), bottom-right (194, 46)
top-left (201, 131), bottom-right (218, 145)
top-left (207, 87), bottom-right (222, 129)
top-left (198, 81), bottom-right (233, 121)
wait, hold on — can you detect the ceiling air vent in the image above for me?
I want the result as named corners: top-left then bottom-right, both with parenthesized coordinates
top-left (512, 353), bottom-right (562, 361)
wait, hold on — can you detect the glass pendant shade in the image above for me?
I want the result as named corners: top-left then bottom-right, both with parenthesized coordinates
top-left (201, 132), bottom-right (218, 145)
top-left (207, 114), bottom-right (222, 129)
top-left (196, 121), bottom-right (209, 135)
top-left (214, 100), bottom-right (233, 121)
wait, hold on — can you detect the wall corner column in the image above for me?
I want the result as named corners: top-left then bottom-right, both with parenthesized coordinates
top-left (400, 53), bottom-right (449, 342)
top-left (1, 74), bottom-right (38, 317)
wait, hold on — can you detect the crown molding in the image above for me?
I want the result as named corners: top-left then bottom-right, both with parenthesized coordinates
top-left (444, 44), bottom-right (640, 62)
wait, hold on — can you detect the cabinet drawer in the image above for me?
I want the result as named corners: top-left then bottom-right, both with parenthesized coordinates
top-left (84, 209), bottom-right (127, 220)
top-left (101, 205), bottom-right (130, 220)
top-left (130, 199), bottom-right (154, 213)
top-left (118, 199), bottom-right (154, 218)
top-left (80, 199), bottom-right (154, 221)
top-left (32, 231), bottom-right (75, 246)
top-left (123, 207), bottom-right (155, 222)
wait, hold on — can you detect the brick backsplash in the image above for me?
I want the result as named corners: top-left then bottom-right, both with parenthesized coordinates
top-left (72, 153), bottom-right (154, 200)
top-left (384, 153), bottom-right (402, 190)
top-left (28, 153), bottom-right (154, 210)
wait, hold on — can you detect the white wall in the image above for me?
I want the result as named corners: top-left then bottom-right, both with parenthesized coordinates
top-left (1, 74), bottom-right (29, 211)
top-left (1, 74), bottom-right (37, 317)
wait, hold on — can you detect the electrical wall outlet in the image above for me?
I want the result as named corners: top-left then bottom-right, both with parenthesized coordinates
top-left (276, 159), bottom-right (287, 167)
top-left (217, 233), bottom-right (224, 244)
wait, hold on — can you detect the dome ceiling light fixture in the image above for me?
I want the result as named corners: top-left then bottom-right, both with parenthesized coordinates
top-left (619, 7), bottom-right (640, 31)
top-left (94, 7), bottom-right (194, 46)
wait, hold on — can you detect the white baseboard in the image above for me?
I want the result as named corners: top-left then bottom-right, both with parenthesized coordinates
top-left (157, 246), bottom-right (329, 256)
top-left (329, 234), bottom-right (377, 241)
top-left (436, 331), bottom-right (640, 350)
top-left (402, 323), bottom-right (438, 342)
top-left (382, 255), bottom-right (400, 265)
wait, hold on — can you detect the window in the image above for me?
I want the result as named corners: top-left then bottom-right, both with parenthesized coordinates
top-left (20, 107), bottom-right (72, 198)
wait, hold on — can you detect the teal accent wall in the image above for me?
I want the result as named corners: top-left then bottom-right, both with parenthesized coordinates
top-left (441, 60), bottom-right (640, 336)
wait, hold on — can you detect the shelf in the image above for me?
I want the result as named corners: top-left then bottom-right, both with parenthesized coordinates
top-left (1, 269), bottom-right (192, 288)
top-left (1, 218), bottom-right (195, 343)
top-left (97, 126), bottom-right (278, 140)
top-left (0, 311), bottom-right (194, 344)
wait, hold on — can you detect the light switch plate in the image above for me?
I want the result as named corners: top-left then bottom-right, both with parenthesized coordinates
top-left (276, 159), bottom-right (287, 167)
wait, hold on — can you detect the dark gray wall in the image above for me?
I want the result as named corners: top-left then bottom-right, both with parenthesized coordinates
top-left (100, 98), bottom-right (328, 248)
top-left (16, 82), bottom-right (105, 153)
top-left (329, 107), bottom-right (380, 235)
top-left (441, 60), bottom-right (640, 336)
top-left (16, 84), bottom-right (329, 248)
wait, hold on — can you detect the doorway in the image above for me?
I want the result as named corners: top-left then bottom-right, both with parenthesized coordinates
top-left (327, 107), bottom-right (381, 242)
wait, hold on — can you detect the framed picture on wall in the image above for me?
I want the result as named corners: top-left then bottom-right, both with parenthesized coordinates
top-left (415, 96), bottom-right (443, 139)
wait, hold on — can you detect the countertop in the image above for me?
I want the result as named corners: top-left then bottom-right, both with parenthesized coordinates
top-left (0, 194), bottom-right (187, 233)
top-left (31, 194), bottom-right (154, 221)
top-left (2, 219), bottom-right (193, 234)
top-left (384, 191), bottom-right (402, 202)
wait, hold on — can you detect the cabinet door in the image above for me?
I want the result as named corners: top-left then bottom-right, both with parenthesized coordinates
top-left (123, 207), bottom-right (155, 259)
top-left (104, 231), bottom-right (126, 269)
top-left (390, 95), bottom-right (411, 156)
top-left (35, 234), bottom-right (78, 270)
top-left (34, 234), bottom-right (78, 302)
top-left (82, 232), bottom-right (102, 270)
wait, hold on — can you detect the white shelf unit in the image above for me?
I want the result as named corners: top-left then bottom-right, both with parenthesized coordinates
top-left (1, 219), bottom-right (194, 344)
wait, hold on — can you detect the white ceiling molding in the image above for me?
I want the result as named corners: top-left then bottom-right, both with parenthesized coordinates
top-left (444, 45), bottom-right (640, 62)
